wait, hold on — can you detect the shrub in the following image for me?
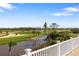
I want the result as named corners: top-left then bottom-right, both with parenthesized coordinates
top-left (47, 31), bottom-right (71, 43)
top-left (71, 28), bottom-right (79, 33)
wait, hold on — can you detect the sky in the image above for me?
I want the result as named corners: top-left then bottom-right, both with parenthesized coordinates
top-left (0, 3), bottom-right (79, 28)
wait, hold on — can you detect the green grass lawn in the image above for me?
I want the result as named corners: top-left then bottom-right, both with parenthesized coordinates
top-left (0, 29), bottom-right (78, 45)
top-left (0, 35), bottom-right (35, 45)
top-left (0, 31), bottom-right (46, 45)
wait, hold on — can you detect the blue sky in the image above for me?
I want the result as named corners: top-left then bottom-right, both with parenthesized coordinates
top-left (0, 3), bottom-right (79, 28)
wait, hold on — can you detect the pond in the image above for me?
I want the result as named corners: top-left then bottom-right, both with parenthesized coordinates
top-left (0, 35), bottom-right (47, 56)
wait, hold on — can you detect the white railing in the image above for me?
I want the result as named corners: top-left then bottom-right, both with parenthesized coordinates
top-left (22, 37), bottom-right (79, 56)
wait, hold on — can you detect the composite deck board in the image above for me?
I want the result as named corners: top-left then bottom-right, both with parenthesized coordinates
top-left (66, 47), bottom-right (79, 56)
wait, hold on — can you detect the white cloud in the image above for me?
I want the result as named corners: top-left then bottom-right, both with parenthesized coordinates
top-left (52, 12), bottom-right (73, 16)
top-left (0, 3), bottom-right (15, 10)
top-left (64, 7), bottom-right (79, 12)
top-left (51, 6), bottom-right (79, 16)
top-left (0, 3), bottom-right (16, 13)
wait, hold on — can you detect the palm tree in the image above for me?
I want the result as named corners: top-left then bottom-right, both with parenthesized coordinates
top-left (8, 40), bottom-right (17, 56)
top-left (44, 22), bottom-right (47, 34)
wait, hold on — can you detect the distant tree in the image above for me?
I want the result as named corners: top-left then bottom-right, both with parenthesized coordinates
top-left (50, 23), bottom-right (59, 32)
top-left (50, 23), bottom-right (59, 29)
top-left (15, 33), bottom-right (18, 35)
top-left (32, 30), bottom-right (36, 36)
top-left (0, 31), bottom-right (2, 37)
top-left (15, 31), bottom-right (19, 35)
top-left (0, 31), bottom-right (2, 34)
top-left (8, 41), bottom-right (17, 56)
top-left (5, 31), bottom-right (9, 36)
top-left (37, 31), bottom-right (40, 36)
top-left (44, 22), bottom-right (47, 34)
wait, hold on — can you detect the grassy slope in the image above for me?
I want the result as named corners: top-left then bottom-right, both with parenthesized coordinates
top-left (0, 34), bottom-right (35, 45)
top-left (0, 31), bottom-right (45, 45)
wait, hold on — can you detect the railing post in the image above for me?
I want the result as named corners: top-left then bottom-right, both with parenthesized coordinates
top-left (25, 48), bottom-right (32, 56)
top-left (71, 39), bottom-right (73, 54)
top-left (57, 40), bottom-right (60, 56)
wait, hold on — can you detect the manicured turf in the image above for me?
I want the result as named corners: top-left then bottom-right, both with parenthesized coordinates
top-left (0, 30), bottom-right (78, 45)
top-left (0, 35), bottom-right (35, 45)
top-left (0, 31), bottom-right (45, 45)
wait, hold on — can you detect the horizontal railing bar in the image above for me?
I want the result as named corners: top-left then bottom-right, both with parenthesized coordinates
top-left (31, 37), bottom-right (79, 55)
top-left (22, 36), bottom-right (79, 56)
top-left (31, 43), bottom-right (59, 55)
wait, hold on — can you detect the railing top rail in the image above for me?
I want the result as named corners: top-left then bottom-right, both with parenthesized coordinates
top-left (31, 43), bottom-right (59, 54)
top-left (31, 36), bottom-right (79, 55)
top-left (22, 36), bottom-right (79, 56)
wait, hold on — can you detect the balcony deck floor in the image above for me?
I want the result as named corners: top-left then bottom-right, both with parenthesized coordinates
top-left (66, 47), bottom-right (79, 56)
